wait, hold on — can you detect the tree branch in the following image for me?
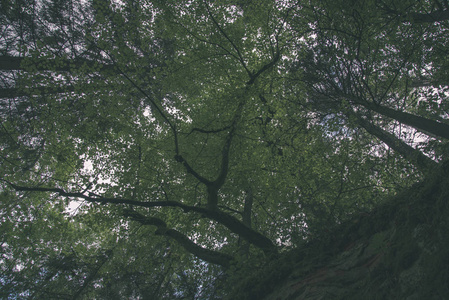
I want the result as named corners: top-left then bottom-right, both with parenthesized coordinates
top-left (203, 1), bottom-right (253, 79)
top-left (0, 55), bottom-right (114, 72)
top-left (205, 99), bottom-right (246, 209)
top-left (186, 125), bottom-right (232, 135)
top-left (5, 182), bottom-right (278, 257)
top-left (246, 51), bottom-right (281, 85)
top-left (174, 154), bottom-right (212, 185)
top-left (410, 9), bottom-right (449, 23)
top-left (123, 210), bottom-right (233, 268)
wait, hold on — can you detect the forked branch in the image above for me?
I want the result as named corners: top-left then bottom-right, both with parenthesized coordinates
top-left (5, 182), bottom-right (278, 257)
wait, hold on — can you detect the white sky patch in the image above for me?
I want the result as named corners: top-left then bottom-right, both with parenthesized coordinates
top-left (65, 155), bottom-right (115, 215)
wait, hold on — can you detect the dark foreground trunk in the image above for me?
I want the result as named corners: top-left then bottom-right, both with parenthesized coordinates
top-left (230, 161), bottom-right (449, 300)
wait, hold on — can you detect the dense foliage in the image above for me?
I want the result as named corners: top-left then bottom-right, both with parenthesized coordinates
top-left (1, 0), bottom-right (448, 298)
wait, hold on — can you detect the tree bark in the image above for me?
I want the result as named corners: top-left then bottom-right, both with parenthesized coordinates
top-left (353, 99), bottom-right (449, 140)
top-left (351, 112), bottom-right (439, 172)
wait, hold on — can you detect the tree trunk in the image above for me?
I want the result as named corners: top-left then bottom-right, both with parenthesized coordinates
top-left (351, 112), bottom-right (439, 172)
top-left (355, 99), bottom-right (449, 140)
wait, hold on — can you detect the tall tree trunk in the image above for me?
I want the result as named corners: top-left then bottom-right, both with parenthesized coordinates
top-left (354, 99), bottom-right (449, 140)
top-left (351, 111), bottom-right (439, 172)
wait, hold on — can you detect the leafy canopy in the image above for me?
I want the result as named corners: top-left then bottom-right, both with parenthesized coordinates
top-left (1, 0), bottom-right (448, 298)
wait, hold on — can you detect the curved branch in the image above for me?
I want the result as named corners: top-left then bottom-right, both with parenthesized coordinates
top-left (206, 99), bottom-right (246, 209)
top-left (123, 210), bottom-right (233, 268)
top-left (174, 155), bottom-right (212, 185)
top-left (246, 51), bottom-right (281, 85)
top-left (176, 99), bottom-right (246, 210)
top-left (5, 182), bottom-right (278, 257)
top-left (186, 125), bottom-right (231, 135)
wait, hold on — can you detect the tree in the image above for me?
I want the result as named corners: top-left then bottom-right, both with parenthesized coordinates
top-left (1, 0), bottom-right (448, 298)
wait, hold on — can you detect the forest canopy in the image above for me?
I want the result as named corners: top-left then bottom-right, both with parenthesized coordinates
top-left (1, 0), bottom-right (448, 298)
